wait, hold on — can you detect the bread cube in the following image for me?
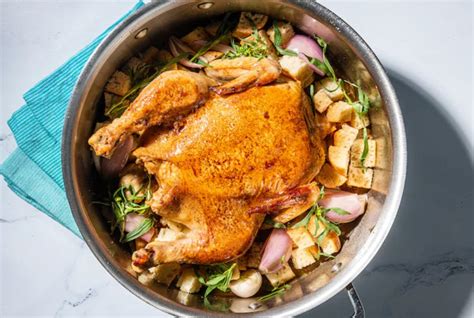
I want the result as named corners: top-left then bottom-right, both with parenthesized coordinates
top-left (350, 112), bottom-right (370, 129)
top-left (176, 268), bottom-right (202, 293)
top-left (317, 163), bottom-right (347, 188)
top-left (181, 27), bottom-right (210, 51)
top-left (279, 55), bottom-right (314, 87)
top-left (231, 265), bottom-right (240, 281)
top-left (138, 270), bottom-right (155, 286)
top-left (123, 56), bottom-right (147, 73)
top-left (201, 50), bottom-right (224, 62)
top-left (316, 78), bottom-right (344, 101)
top-left (274, 183), bottom-right (319, 223)
top-left (265, 263), bottom-right (295, 287)
top-left (141, 46), bottom-right (160, 64)
top-left (266, 21), bottom-right (295, 47)
top-left (328, 146), bottom-right (350, 176)
top-left (105, 71), bottom-right (131, 96)
top-left (245, 242), bottom-right (262, 268)
top-left (150, 263), bottom-right (181, 286)
top-left (287, 227), bottom-right (315, 249)
top-left (306, 245), bottom-right (320, 258)
top-left (291, 248), bottom-right (316, 269)
top-left (313, 89), bottom-right (333, 113)
top-left (333, 124), bottom-right (359, 149)
top-left (232, 12), bottom-right (268, 38)
top-left (319, 231), bottom-right (341, 255)
top-left (104, 92), bottom-right (127, 117)
top-left (177, 290), bottom-right (197, 306)
top-left (307, 215), bottom-right (325, 238)
top-left (351, 139), bottom-right (377, 168)
top-left (327, 101), bottom-right (353, 123)
top-left (347, 166), bottom-right (373, 189)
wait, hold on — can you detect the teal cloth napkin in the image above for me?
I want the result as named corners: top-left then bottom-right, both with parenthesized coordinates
top-left (0, 1), bottom-right (144, 237)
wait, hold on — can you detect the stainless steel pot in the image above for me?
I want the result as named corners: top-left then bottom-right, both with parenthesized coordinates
top-left (62, 1), bottom-right (407, 316)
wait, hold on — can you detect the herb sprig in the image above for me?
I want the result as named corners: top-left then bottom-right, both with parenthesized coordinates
top-left (257, 284), bottom-right (291, 302)
top-left (272, 21), bottom-right (297, 57)
top-left (111, 177), bottom-right (153, 241)
top-left (292, 187), bottom-right (349, 256)
top-left (198, 263), bottom-right (237, 297)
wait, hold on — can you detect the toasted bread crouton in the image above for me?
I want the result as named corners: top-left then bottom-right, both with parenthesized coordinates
top-left (347, 166), bottom-right (373, 189)
top-left (287, 227), bottom-right (315, 249)
top-left (316, 78), bottom-right (344, 101)
top-left (327, 101), bottom-right (353, 123)
top-left (279, 55), bottom-right (314, 87)
top-left (176, 268), bottom-right (202, 293)
top-left (313, 89), bottom-right (333, 113)
top-left (307, 215), bottom-right (325, 238)
top-left (267, 21), bottom-right (295, 47)
top-left (317, 163), bottom-right (347, 188)
top-left (333, 124), bottom-right (359, 149)
top-left (105, 71), bottom-right (131, 96)
top-left (201, 50), bottom-right (224, 62)
top-left (181, 27), bottom-right (210, 51)
top-left (151, 263), bottom-right (181, 286)
top-left (315, 112), bottom-right (336, 139)
top-left (291, 247), bottom-right (316, 269)
top-left (319, 231), bottom-right (341, 255)
top-left (350, 112), bottom-right (370, 129)
top-left (351, 139), bottom-right (376, 168)
top-left (273, 182), bottom-right (319, 223)
top-left (265, 263), bottom-right (295, 287)
top-left (233, 12), bottom-right (268, 38)
top-left (328, 146), bottom-right (350, 175)
top-left (141, 46), bottom-right (160, 64)
top-left (157, 50), bottom-right (178, 71)
top-left (123, 57), bottom-right (147, 73)
top-left (245, 242), bottom-right (263, 268)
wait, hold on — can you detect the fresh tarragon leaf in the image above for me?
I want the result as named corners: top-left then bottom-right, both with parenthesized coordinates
top-left (258, 284), bottom-right (291, 302)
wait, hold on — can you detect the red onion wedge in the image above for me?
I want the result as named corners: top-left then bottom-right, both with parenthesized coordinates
top-left (319, 190), bottom-right (367, 223)
top-left (259, 229), bottom-right (292, 274)
top-left (168, 36), bottom-right (205, 69)
top-left (285, 34), bottom-right (325, 76)
top-left (100, 135), bottom-right (135, 178)
top-left (125, 213), bottom-right (155, 242)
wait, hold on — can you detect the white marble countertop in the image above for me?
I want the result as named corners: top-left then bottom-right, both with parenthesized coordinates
top-left (1, 1), bottom-right (472, 317)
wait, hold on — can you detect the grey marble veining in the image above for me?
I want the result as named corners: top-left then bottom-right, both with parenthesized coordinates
top-left (1, 1), bottom-right (472, 317)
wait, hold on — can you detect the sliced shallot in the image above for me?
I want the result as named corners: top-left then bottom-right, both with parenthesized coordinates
top-left (258, 229), bottom-right (292, 274)
top-left (319, 190), bottom-right (366, 223)
top-left (125, 213), bottom-right (155, 242)
top-left (168, 36), bottom-right (205, 69)
top-left (285, 34), bottom-right (325, 76)
top-left (100, 135), bottom-right (135, 178)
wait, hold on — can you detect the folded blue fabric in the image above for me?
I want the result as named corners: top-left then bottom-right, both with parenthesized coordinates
top-left (0, 1), bottom-right (144, 237)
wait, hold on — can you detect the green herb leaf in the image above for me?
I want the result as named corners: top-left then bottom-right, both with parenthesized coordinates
top-left (327, 207), bottom-right (350, 215)
top-left (258, 284), bottom-right (291, 302)
top-left (199, 263), bottom-right (237, 297)
top-left (272, 20), bottom-right (297, 57)
top-left (318, 252), bottom-right (335, 259)
top-left (360, 127), bottom-right (369, 168)
top-left (223, 36), bottom-right (268, 60)
top-left (123, 218), bottom-right (154, 242)
top-left (292, 205), bottom-right (316, 228)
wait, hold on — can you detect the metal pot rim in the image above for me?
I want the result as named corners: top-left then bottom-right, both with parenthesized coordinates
top-left (62, 1), bottom-right (407, 316)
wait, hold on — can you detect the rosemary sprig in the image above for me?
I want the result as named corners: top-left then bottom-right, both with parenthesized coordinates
top-left (257, 284), bottom-right (291, 302)
top-left (105, 53), bottom-right (190, 118)
top-left (198, 263), bottom-right (237, 297)
top-left (272, 20), bottom-right (297, 57)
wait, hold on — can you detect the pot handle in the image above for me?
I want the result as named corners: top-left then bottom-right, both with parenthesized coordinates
top-left (346, 283), bottom-right (365, 318)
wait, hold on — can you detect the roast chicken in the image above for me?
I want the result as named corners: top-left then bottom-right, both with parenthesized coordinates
top-left (89, 57), bottom-right (326, 265)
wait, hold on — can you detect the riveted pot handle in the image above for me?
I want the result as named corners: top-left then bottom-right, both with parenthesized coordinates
top-left (346, 283), bottom-right (365, 318)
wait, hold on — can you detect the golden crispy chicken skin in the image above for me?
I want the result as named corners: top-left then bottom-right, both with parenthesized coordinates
top-left (133, 81), bottom-right (325, 264)
top-left (88, 71), bottom-right (211, 158)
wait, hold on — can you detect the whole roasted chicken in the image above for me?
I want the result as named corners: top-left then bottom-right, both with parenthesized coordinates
top-left (89, 57), bottom-right (325, 265)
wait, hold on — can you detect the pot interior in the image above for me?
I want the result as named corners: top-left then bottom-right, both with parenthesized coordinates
top-left (66, 0), bottom-right (398, 316)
